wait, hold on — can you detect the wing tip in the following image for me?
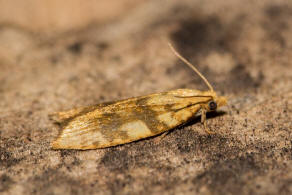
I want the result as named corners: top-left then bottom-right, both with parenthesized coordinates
top-left (51, 139), bottom-right (62, 149)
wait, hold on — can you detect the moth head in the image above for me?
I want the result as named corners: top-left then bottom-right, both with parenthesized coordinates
top-left (200, 91), bottom-right (227, 112)
top-left (208, 95), bottom-right (227, 111)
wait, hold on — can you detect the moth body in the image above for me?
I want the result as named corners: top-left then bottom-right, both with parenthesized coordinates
top-left (51, 89), bottom-right (226, 149)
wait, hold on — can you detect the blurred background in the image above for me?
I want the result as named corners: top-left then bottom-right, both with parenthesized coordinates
top-left (0, 0), bottom-right (291, 194)
top-left (0, 0), bottom-right (144, 33)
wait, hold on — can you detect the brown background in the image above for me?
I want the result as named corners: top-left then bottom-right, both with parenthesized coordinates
top-left (0, 0), bottom-right (291, 194)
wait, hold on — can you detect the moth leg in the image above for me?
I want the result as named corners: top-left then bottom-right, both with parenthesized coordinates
top-left (201, 109), bottom-right (215, 134)
top-left (154, 131), bottom-right (169, 143)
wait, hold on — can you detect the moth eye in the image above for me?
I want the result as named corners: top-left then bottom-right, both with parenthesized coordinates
top-left (208, 101), bottom-right (217, 111)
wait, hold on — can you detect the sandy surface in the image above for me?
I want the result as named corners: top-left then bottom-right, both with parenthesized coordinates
top-left (0, 0), bottom-right (292, 194)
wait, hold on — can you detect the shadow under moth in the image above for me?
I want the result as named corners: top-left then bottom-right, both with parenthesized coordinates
top-left (50, 43), bottom-right (227, 150)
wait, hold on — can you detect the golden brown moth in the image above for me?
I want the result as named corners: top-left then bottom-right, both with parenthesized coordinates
top-left (50, 44), bottom-right (227, 150)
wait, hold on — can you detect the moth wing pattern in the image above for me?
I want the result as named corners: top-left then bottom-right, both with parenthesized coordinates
top-left (49, 102), bottom-right (115, 124)
top-left (51, 89), bottom-right (206, 149)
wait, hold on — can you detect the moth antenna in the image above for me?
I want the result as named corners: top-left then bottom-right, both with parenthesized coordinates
top-left (168, 43), bottom-right (214, 92)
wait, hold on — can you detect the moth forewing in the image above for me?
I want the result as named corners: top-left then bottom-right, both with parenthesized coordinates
top-left (51, 44), bottom-right (228, 150)
top-left (51, 89), bottom-right (217, 149)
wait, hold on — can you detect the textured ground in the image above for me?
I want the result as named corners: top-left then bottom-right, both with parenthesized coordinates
top-left (0, 0), bottom-right (292, 194)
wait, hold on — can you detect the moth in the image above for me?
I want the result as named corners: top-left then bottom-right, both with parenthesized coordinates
top-left (50, 43), bottom-right (227, 150)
